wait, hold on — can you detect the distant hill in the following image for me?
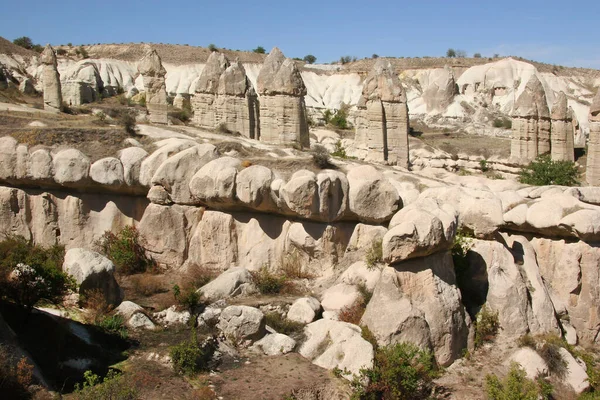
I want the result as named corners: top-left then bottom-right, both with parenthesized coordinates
top-left (0, 36), bottom-right (37, 59)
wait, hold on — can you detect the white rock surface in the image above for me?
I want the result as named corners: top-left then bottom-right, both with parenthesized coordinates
top-left (287, 297), bottom-right (321, 324)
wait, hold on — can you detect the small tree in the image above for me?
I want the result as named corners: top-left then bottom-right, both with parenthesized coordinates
top-left (518, 155), bottom-right (580, 186)
top-left (473, 53), bottom-right (482, 58)
top-left (372, 54), bottom-right (379, 59)
top-left (303, 54), bottom-right (317, 64)
top-left (12, 37), bottom-right (34, 50)
top-left (208, 43), bottom-right (217, 52)
top-left (446, 48), bottom-right (456, 58)
top-left (253, 46), bottom-right (266, 54)
top-left (456, 49), bottom-right (467, 57)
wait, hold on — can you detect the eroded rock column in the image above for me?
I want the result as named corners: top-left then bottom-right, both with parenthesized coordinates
top-left (587, 90), bottom-right (600, 185)
top-left (256, 48), bottom-right (309, 147)
top-left (356, 60), bottom-right (409, 168)
top-left (41, 44), bottom-right (62, 112)
top-left (511, 75), bottom-right (549, 162)
top-left (550, 91), bottom-right (575, 162)
top-left (137, 49), bottom-right (168, 124)
top-left (191, 52), bottom-right (229, 130)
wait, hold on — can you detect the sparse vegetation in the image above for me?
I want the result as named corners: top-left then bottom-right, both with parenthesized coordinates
top-left (485, 362), bottom-right (553, 400)
top-left (97, 226), bottom-right (155, 275)
top-left (0, 345), bottom-right (34, 399)
top-left (118, 109), bottom-right (137, 134)
top-left (338, 282), bottom-right (372, 325)
top-left (351, 342), bottom-right (439, 400)
top-left (96, 314), bottom-right (128, 339)
top-left (264, 312), bottom-right (304, 336)
top-left (74, 369), bottom-right (137, 400)
top-left (253, 46), bottom-right (266, 54)
top-left (493, 117), bottom-right (512, 129)
top-left (339, 56), bottom-right (356, 64)
top-left (365, 239), bottom-right (383, 270)
top-left (518, 155), bottom-right (580, 186)
top-left (323, 107), bottom-right (350, 129)
top-left (474, 305), bottom-right (500, 348)
top-left (170, 330), bottom-right (216, 376)
top-left (331, 140), bottom-right (348, 159)
top-left (311, 145), bottom-right (332, 169)
top-left (250, 266), bottom-right (290, 295)
top-left (518, 334), bottom-right (568, 377)
top-left (0, 235), bottom-right (76, 312)
top-left (479, 159), bottom-right (489, 172)
top-left (172, 283), bottom-right (200, 313)
top-left (303, 54), bottom-right (317, 64)
top-left (208, 44), bottom-right (217, 52)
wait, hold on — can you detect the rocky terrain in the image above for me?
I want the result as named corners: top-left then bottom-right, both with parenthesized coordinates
top-left (0, 37), bottom-right (600, 400)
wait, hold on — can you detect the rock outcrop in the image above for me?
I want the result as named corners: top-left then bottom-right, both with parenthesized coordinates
top-left (256, 48), bottom-right (309, 147)
top-left (587, 90), bottom-right (600, 185)
top-left (550, 92), bottom-right (575, 161)
top-left (191, 52), bottom-right (229, 130)
top-left (41, 45), bottom-right (62, 112)
top-left (355, 60), bottom-right (409, 167)
top-left (422, 66), bottom-right (458, 112)
top-left (137, 49), bottom-right (168, 124)
top-left (510, 75), bottom-right (550, 162)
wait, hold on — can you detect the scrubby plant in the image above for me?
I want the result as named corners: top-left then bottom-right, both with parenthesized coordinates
top-left (311, 145), bottom-right (332, 169)
top-left (0, 345), bottom-right (34, 399)
top-left (474, 305), bottom-right (500, 348)
top-left (518, 334), bottom-right (568, 377)
top-left (13, 36), bottom-right (34, 50)
top-left (172, 284), bottom-right (200, 313)
top-left (73, 369), bottom-right (137, 400)
top-left (338, 282), bottom-right (373, 325)
top-left (119, 109), bottom-right (137, 134)
top-left (208, 44), bottom-right (217, 52)
top-left (303, 54), bottom-right (316, 64)
top-left (264, 312), bottom-right (304, 336)
top-left (331, 140), bottom-right (348, 159)
top-left (97, 226), bottom-right (154, 275)
top-left (479, 159), bottom-right (489, 172)
top-left (170, 330), bottom-right (216, 376)
top-left (323, 107), bottom-right (350, 130)
top-left (485, 362), bottom-right (553, 400)
top-left (0, 235), bottom-right (76, 312)
top-left (518, 155), bottom-right (580, 186)
top-left (280, 250), bottom-right (313, 280)
top-left (446, 48), bottom-right (457, 58)
top-left (168, 108), bottom-right (191, 123)
top-left (253, 46), bottom-right (266, 54)
top-left (493, 117), bottom-right (512, 129)
top-left (96, 314), bottom-right (128, 339)
top-left (250, 266), bottom-right (289, 295)
top-left (365, 239), bottom-right (383, 270)
top-left (351, 342), bottom-right (438, 400)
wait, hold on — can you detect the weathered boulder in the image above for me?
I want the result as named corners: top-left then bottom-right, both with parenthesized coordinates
top-left (153, 305), bottom-right (191, 327)
top-left (347, 165), bottom-right (400, 224)
top-left (90, 157), bottom-right (124, 186)
top-left (189, 156), bottom-right (241, 205)
top-left (139, 139), bottom-right (197, 187)
top-left (559, 347), bottom-right (590, 394)
top-left (316, 170), bottom-right (349, 222)
top-left (198, 267), bottom-right (253, 301)
top-left (421, 66), bottom-right (458, 112)
top-left (508, 347), bottom-right (548, 379)
top-left (41, 45), bottom-right (62, 112)
top-left (280, 170), bottom-right (319, 218)
top-left (337, 261), bottom-right (382, 291)
top-left (0, 136), bottom-right (17, 180)
top-left (52, 149), bottom-right (90, 185)
top-left (137, 49), bottom-right (168, 124)
top-left (235, 165), bottom-right (274, 210)
top-left (217, 305), bottom-right (266, 341)
top-left (287, 297), bottom-right (322, 324)
top-left (115, 301), bottom-right (155, 330)
top-left (63, 248), bottom-right (122, 306)
top-left (252, 333), bottom-right (296, 356)
top-left (118, 147), bottom-right (148, 187)
top-left (298, 319), bottom-right (374, 378)
top-left (187, 211), bottom-right (237, 270)
top-left (28, 149), bottom-right (53, 181)
top-left (320, 284), bottom-right (360, 316)
top-left (346, 223), bottom-right (387, 253)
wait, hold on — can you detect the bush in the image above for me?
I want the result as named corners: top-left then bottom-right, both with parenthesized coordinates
top-left (56, 48), bottom-right (67, 56)
top-left (119, 110), bottom-right (137, 134)
top-left (169, 108), bottom-right (191, 123)
top-left (324, 107), bottom-right (349, 129)
top-left (172, 284), bottom-right (200, 313)
top-left (474, 305), bottom-right (500, 347)
top-left (264, 312), bottom-right (304, 336)
top-left (518, 155), bottom-right (580, 186)
top-left (446, 48), bottom-right (456, 58)
top-left (74, 369), bottom-right (137, 400)
top-left (13, 36), bottom-right (34, 50)
top-left (303, 54), bottom-right (317, 64)
top-left (250, 266), bottom-right (289, 295)
top-left (208, 44), bottom-right (217, 52)
top-left (474, 53), bottom-right (482, 58)
top-left (116, 93), bottom-right (131, 106)
top-left (351, 342), bottom-right (438, 400)
top-left (96, 315), bottom-right (128, 339)
top-left (280, 250), bottom-right (313, 280)
top-left (365, 239), bottom-right (383, 270)
top-left (518, 334), bottom-right (568, 377)
top-left (0, 345), bottom-right (34, 399)
top-left (170, 330), bottom-right (215, 376)
top-left (493, 117), bottom-right (512, 129)
top-left (97, 226), bottom-right (154, 275)
top-left (253, 46), bottom-right (266, 54)
top-left (486, 363), bottom-right (552, 400)
top-left (338, 282), bottom-right (372, 325)
top-left (312, 145), bottom-right (332, 169)
top-left (0, 235), bottom-right (76, 311)
top-left (331, 140), bottom-right (348, 159)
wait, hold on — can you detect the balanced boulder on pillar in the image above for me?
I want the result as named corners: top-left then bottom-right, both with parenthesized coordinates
top-left (137, 49), bottom-right (168, 124)
top-left (41, 44), bottom-right (63, 112)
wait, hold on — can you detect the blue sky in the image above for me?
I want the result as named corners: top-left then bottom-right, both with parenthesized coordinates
top-left (1, 0), bottom-right (599, 68)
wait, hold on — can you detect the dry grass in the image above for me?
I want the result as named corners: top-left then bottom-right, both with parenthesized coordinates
top-left (281, 250), bottom-right (314, 280)
top-left (130, 273), bottom-right (169, 297)
top-left (81, 288), bottom-right (111, 324)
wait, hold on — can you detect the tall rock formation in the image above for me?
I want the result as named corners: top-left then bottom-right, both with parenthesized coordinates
top-left (587, 90), bottom-right (600, 186)
top-left (192, 52), bottom-right (229, 130)
top-left (510, 75), bottom-right (550, 162)
top-left (355, 60), bottom-right (409, 168)
top-left (422, 66), bottom-right (458, 112)
top-left (137, 49), bottom-right (168, 124)
top-left (256, 48), bottom-right (309, 147)
top-left (41, 45), bottom-right (62, 112)
top-left (550, 92), bottom-right (575, 162)
top-left (216, 60), bottom-right (260, 138)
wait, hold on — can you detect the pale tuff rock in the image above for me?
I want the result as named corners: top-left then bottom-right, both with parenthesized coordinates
top-left (187, 210), bottom-right (237, 270)
top-left (356, 60), bottom-right (409, 167)
top-left (115, 301), bottom-right (155, 330)
top-left (346, 165), bottom-right (400, 224)
top-left (320, 283), bottom-right (360, 316)
top-left (346, 223), bottom-right (388, 253)
top-left (28, 149), bottom-right (53, 181)
top-left (508, 348), bottom-right (549, 380)
top-left (235, 165), bottom-right (274, 210)
top-left (337, 261), bottom-right (382, 292)
top-left (52, 149), bottom-right (90, 185)
top-left (287, 297), bottom-right (321, 324)
top-left (361, 254), bottom-right (469, 367)
top-left (252, 333), bottom-right (296, 356)
top-left (90, 157), bottom-right (124, 186)
top-left (510, 74), bottom-right (550, 162)
top-left (298, 319), bottom-right (374, 378)
top-left (587, 89), bottom-right (600, 185)
top-left (559, 348), bottom-right (590, 393)
top-left (198, 267), bottom-right (253, 301)
top-left (217, 305), bottom-right (266, 341)
top-left (0, 136), bottom-right (18, 180)
top-left (118, 147), bottom-right (148, 187)
top-left (41, 45), bottom-right (62, 112)
top-left (192, 52), bottom-right (229, 129)
top-left (63, 248), bottom-right (123, 306)
top-left (550, 92), bottom-right (575, 161)
top-left (172, 93), bottom-right (190, 111)
top-left (137, 49), bottom-right (168, 124)
top-left (280, 170), bottom-right (319, 219)
top-left (421, 66), bottom-right (458, 112)
top-left (189, 156), bottom-right (241, 205)
top-left (139, 139), bottom-right (197, 186)
top-left (61, 61), bottom-right (102, 106)
top-left (153, 306), bottom-right (191, 327)
top-left (257, 48), bottom-right (309, 147)
top-left (316, 170), bottom-right (349, 222)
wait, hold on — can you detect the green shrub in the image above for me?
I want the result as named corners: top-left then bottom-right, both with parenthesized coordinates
top-left (137, 93), bottom-right (146, 107)
top-left (264, 312), bottom-right (304, 336)
top-left (351, 342), bottom-right (438, 400)
top-left (208, 44), bottom-right (217, 52)
top-left (0, 235), bottom-right (76, 311)
top-left (96, 315), bottom-right (128, 339)
top-left (303, 54), bottom-right (317, 64)
top-left (170, 330), bottom-right (215, 376)
top-left (119, 110), bottom-right (137, 134)
top-left (74, 369), bottom-right (137, 400)
top-left (331, 140), bottom-right (348, 159)
top-left (172, 284), bottom-right (200, 313)
top-left (250, 266), bottom-right (289, 295)
top-left (474, 305), bottom-right (500, 348)
top-left (311, 145), bottom-right (332, 169)
top-left (493, 117), bottom-right (512, 129)
top-left (168, 108), bottom-right (191, 123)
top-left (365, 239), bottom-right (383, 270)
top-left (323, 108), bottom-right (349, 129)
top-left (13, 37), bottom-right (34, 50)
top-left (518, 155), bottom-right (579, 186)
top-left (253, 46), bottom-right (266, 54)
top-left (97, 226), bottom-right (154, 275)
top-left (485, 362), bottom-right (552, 400)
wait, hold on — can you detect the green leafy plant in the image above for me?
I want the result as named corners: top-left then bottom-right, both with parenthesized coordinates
top-left (351, 342), bottom-right (438, 400)
top-left (0, 235), bottom-right (76, 311)
top-left (485, 362), bottom-right (552, 400)
top-left (172, 284), bottom-right (200, 313)
top-left (96, 315), bottom-right (128, 339)
top-left (170, 329), bottom-right (216, 376)
top-left (303, 54), bottom-right (317, 64)
top-left (474, 305), bottom-right (500, 348)
top-left (331, 140), bottom-right (348, 159)
top-left (73, 369), bottom-right (137, 399)
top-left (97, 226), bottom-right (154, 275)
top-left (208, 44), bottom-right (217, 52)
top-left (253, 46), bottom-right (266, 54)
top-left (365, 239), bottom-right (383, 270)
top-left (250, 266), bottom-right (290, 295)
top-left (518, 155), bottom-right (580, 186)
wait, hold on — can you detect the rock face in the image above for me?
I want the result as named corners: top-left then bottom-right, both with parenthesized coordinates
top-left (41, 45), bottom-right (62, 112)
top-left (510, 75), bottom-right (550, 162)
top-left (355, 60), bottom-right (409, 167)
top-left (216, 60), bottom-right (260, 138)
top-left (198, 267), bottom-right (253, 301)
top-left (63, 248), bottom-right (123, 306)
top-left (137, 49), bottom-right (168, 124)
top-left (217, 305), bottom-right (266, 341)
top-left (422, 66), bottom-right (458, 112)
top-left (550, 92), bottom-right (575, 161)
top-left (587, 90), bottom-right (600, 185)
top-left (191, 52), bottom-right (229, 130)
top-left (256, 48), bottom-right (309, 147)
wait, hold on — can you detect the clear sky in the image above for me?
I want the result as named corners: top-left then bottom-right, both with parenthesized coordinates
top-left (1, 0), bottom-right (599, 68)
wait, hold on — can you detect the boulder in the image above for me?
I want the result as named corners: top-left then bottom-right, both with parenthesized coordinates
top-left (235, 165), bottom-right (274, 210)
top-left (298, 319), bottom-right (374, 378)
top-left (346, 223), bottom-right (387, 253)
top-left (508, 347), bottom-right (548, 380)
top-left (217, 305), bottom-right (266, 341)
top-left (198, 267), bottom-right (253, 301)
top-left (187, 210), bottom-right (237, 270)
top-left (41, 45), bottom-right (62, 112)
top-left (139, 139), bottom-right (197, 187)
top-left (0, 136), bottom-right (17, 180)
top-left (63, 248), bottom-right (122, 306)
top-left (89, 157), bottom-right (124, 186)
top-left (28, 149), bottom-right (53, 181)
top-left (337, 261), bottom-right (382, 291)
top-left (115, 301), bottom-right (155, 330)
top-left (320, 284), bottom-right (360, 315)
top-left (52, 149), bottom-right (90, 185)
top-left (287, 297), bottom-right (322, 324)
top-left (280, 170), bottom-right (319, 218)
top-left (252, 333), bottom-right (296, 356)
top-left (153, 305), bottom-right (191, 327)
top-left (118, 147), bottom-right (148, 186)
top-left (559, 348), bottom-right (590, 394)
top-left (347, 165), bottom-right (399, 224)
top-left (189, 156), bottom-right (241, 204)
top-left (316, 170), bottom-right (349, 222)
